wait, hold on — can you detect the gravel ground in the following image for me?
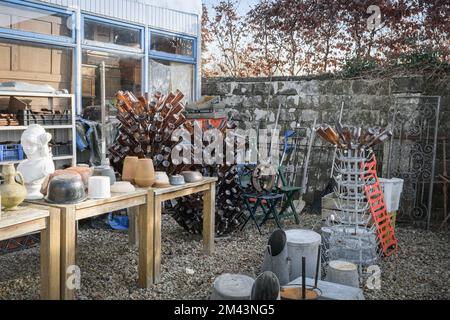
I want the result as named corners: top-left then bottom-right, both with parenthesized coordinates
top-left (0, 213), bottom-right (449, 300)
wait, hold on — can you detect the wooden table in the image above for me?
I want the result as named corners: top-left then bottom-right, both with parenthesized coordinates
top-left (0, 207), bottom-right (60, 300)
top-left (26, 189), bottom-right (149, 300)
top-left (26, 177), bottom-right (217, 298)
top-left (138, 177), bottom-right (217, 285)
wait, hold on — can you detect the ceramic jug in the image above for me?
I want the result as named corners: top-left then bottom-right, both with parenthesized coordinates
top-left (0, 164), bottom-right (27, 211)
top-left (122, 156), bottom-right (139, 183)
top-left (134, 159), bottom-right (156, 187)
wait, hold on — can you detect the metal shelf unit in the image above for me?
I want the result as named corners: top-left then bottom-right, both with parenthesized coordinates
top-left (0, 91), bottom-right (76, 167)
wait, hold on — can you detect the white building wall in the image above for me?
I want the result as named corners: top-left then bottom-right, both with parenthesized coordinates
top-left (35, 0), bottom-right (200, 36)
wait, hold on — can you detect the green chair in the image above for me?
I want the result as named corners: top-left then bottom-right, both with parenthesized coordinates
top-left (237, 164), bottom-right (284, 234)
top-left (275, 166), bottom-right (303, 224)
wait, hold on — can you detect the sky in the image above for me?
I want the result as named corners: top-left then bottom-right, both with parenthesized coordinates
top-left (203, 0), bottom-right (260, 15)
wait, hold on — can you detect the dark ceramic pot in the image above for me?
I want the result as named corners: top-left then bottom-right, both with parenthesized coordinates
top-left (45, 173), bottom-right (87, 204)
top-left (181, 171), bottom-right (203, 183)
top-left (93, 165), bottom-right (116, 186)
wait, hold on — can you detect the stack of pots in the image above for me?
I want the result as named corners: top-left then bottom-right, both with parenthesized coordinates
top-left (122, 156), bottom-right (156, 187)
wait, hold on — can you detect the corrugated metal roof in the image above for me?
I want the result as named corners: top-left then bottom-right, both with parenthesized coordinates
top-left (35, 0), bottom-right (200, 36)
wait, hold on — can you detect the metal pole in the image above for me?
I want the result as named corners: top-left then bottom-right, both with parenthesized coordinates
top-left (301, 117), bottom-right (317, 193)
top-left (100, 61), bottom-right (107, 165)
top-left (75, 5), bottom-right (82, 115)
top-left (330, 102), bottom-right (345, 179)
top-left (427, 96), bottom-right (441, 230)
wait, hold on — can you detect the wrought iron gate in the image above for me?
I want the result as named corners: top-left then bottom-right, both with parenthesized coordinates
top-left (386, 96), bottom-right (441, 229)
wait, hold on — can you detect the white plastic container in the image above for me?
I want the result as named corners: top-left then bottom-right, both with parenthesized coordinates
top-left (88, 176), bottom-right (111, 199)
top-left (379, 178), bottom-right (404, 212)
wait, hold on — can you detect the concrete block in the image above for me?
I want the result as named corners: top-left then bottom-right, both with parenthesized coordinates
top-left (253, 82), bottom-right (275, 96)
top-left (391, 76), bottom-right (424, 93)
top-left (351, 79), bottom-right (390, 95)
top-left (232, 83), bottom-right (254, 96)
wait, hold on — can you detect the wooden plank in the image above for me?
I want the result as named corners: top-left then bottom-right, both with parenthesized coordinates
top-left (0, 207), bottom-right (49, 229)
top-left (152, 177), bottom-right (217, 195)
top-left (74, 190), bottom-right (148, 209)
top-left (128, 206), bottom-right (139, 247)
top-left (138, 191), bottom-right (154, 288)
top-left (40, 208), bottom-right (61, 300)
top-left (153, 195), bottom-right (162, 284)
top-left (60, 206), bottom-right (76, 300)
top-left (0, 218), bottom-right (46, 241)
top-left (203, 182), bottom-right (216, 255)
top-left (0, 91), bottom-right (73, 98)
top-left (157, 184), bottom-right (210, 202)
top-left (26, 189), bottom-right (148, 210)
top-left (75, 196), bottom-right (146, 221)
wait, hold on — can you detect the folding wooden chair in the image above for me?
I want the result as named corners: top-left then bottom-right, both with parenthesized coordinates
top-left (237, 164), bottom-right (284, 234)
top-left (276, 166), bottom-right (303, 224)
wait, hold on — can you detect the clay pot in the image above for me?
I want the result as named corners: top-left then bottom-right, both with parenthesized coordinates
top-left (92, 165), bottom-right (116, 186)
top-left (134, 159), bottom-right (155, 187)
top-left (111, 181), bottom-right (136, 193)
top-left (169, 175), bottom-right (185, 186)
top-left (41, 167), bottom-right (92, 195)
top-left (154, 172), bottom-right (171, 188)
top-left (45, 173), bottom-right (86, 204)
top-left (0, 164), bottom-right (27, 211)
top-left (66, 166), bottom-right (94, 187)
top-left (182, 171), bottom-right (204, 183)
top-left (122, 156), bottom-right (138, 183)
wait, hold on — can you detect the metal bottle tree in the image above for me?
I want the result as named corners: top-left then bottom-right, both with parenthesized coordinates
top-left (317, 124), bottom-right (396, 270)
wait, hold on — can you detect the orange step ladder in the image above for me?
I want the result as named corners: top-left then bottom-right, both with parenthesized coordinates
top-left (362, 154), bottom-right (398, 257)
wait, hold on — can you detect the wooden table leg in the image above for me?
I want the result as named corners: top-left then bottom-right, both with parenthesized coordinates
top-left (40, 208), bottom-right (60, 300)
top-left (60, 206), bottom-right (76, 300)
top-left (128, 206), bottom-right (139, 247)
top-left (138, 191), bottom-right (154, 288)
top-left (153, 195), bottom-right (162, 284)
top-left (203, 182), bottom-right (216, 255)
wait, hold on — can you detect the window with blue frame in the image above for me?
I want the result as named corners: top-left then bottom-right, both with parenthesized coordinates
top-left (80, 16), bottom-right (144, 111)
top-left (149, 59), bottom-right (194, 104)
top-left (0, 38), bottom-right (73, 97)
top-left (84, 18), bottom-right (141, 49)
top-left (148, 32), bottom-right (196, 103)
top-left (0, 1), bottom-right (72, 38)
top-left (81, 50), bottom-right (142, 110)
top-left (150, 32), bottom-right (193, 57)
top-left (0, 1), bottom-right (74, 96)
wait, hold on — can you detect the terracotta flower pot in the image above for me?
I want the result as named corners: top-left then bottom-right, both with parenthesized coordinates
top-left (134, 159), bottom-right (155, 187)
top-left (122, 156), bottom-right (139, 183)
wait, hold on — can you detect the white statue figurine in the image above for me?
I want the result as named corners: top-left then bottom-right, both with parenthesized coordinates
top-left (17, 124), bottom-right (55, 200)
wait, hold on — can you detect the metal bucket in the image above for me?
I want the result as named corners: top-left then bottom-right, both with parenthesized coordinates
top-left (285, 229), bottom-right (322, 281)
top-left (261, 229), bottom-right (290, 285)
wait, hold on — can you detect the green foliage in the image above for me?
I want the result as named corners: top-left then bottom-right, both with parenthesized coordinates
top-left (342, 57), bottom-right (379, 77)
top-left (397, 51), bottom-right (443, 66)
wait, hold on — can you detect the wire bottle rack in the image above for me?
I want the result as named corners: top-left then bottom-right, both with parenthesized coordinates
top-left (323, 147), bottom-right (381, 270)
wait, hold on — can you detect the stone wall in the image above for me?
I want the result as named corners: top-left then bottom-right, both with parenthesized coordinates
top-left (202, 75), bottom-right (450, 212)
